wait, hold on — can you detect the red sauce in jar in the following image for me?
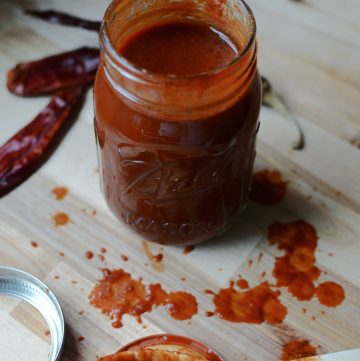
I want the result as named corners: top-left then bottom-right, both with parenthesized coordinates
top-left (94, 2), bottom-right (261, 245)
top-left (120, 22), bottom-right (237, 76)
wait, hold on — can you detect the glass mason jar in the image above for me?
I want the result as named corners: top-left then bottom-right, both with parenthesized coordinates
top-left (94, 0), bottom-right (261, 246)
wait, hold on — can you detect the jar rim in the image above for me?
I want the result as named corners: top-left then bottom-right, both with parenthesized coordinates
top-left (100, 0), bottom-right (257, 83)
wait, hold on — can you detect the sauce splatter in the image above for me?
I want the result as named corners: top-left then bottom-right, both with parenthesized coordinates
top-left (142, 241), bottom-right (164, 272)
top-left (152, 253), bottom-right (163, 263)
top-left (281, 339), bottom-right (317, 360)
top-left (98, 254), bottom-right (105, 262)
top-left (54, 275), bottom-right (60, 280)
top-left (77, 336), bottom-right (85, 342)
top-left (204, 289), bottom-right (215, 295)
top-left (59, 251), bottom-right (65, 257)
top-left (44, 330), bottom-right (50, 336)
top-left (257, 252), bottom-right (264, 264)
top-left (51, 187), bottom-right (68, 200)
top-left (85, 251), bottom-right (94, 260)
top-left (121, 254), bottom-right (129, 262)
top-left (30, 240), bottom-right (38, 248)
top-left (315, 281), bottom-right (345, 307)
top-left (205, 311), bottom-right (215, 317)
top-left (248, 259), bottom-right (253, 268)
top-left (79, 310), bottom-right (85, 316)
top-left (268, 220), bottom-right (345, 305)
top-left (268, 220), bottom-right (321, 301)
top-left (89, 268), bottom-right (198, 328)
top-left (183, 245), bottom-right (196, 255)
top-left (250, 169), bottom-right (287, 205)
top-left (52, 212), bottom-right (70, 227)
top-left (213, 281), bottom-right (287, 324)
top-left (100, 247), bottom-right (107, 254)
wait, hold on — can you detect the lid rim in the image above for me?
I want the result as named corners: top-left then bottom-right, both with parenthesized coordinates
top-left (0, 267), bottom-right (65, 361)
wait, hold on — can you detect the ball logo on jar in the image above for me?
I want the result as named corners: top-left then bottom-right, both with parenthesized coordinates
top-left (118, 144), bottom-right (238, 202)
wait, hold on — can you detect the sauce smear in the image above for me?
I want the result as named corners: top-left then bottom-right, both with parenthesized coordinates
top-left (250, 169), bottom-right (287, 205)
top-left (281, 339), bottom-right (317, 361)
top-left (89, 268), bottom-right (198, 328)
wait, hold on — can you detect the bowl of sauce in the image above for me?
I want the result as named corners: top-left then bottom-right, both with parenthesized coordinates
top-left (94, 0), bottom-right (261, 245)
top-left (98, 334), bottom-right (224, 360)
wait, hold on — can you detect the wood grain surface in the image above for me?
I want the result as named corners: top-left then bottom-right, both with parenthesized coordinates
top-left (0, 0), bottom-right (359, 360)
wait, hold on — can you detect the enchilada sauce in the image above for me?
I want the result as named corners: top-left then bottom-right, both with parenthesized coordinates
top-left (94, 21), bottom-right (261, 245)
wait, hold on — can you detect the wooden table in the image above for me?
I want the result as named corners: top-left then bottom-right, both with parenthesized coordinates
top-left (0, 0), bottom-right (359, 360)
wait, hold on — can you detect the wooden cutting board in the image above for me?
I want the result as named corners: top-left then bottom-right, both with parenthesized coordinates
top-left (0, 0), bottom-right (359, 360)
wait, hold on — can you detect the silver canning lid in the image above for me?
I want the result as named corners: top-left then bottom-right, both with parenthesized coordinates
top-left (0, 267), bottom-right (65, 361)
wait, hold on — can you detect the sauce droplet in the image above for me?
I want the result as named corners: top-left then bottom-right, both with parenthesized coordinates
top-left (77, 336), bottom-right (85, 342)
top-left (142, 241), bottom-right (164, 272)
top-left (250, 169), bottom-right (287, 205)
top-left (30, 240), bottom-right (38, 248)
top-left (98, 254), bottom-right (105, 262)
top-left (183, 245), bottom-right (196, 255)
top-left (100, 247), bottom-right (107, 254)
top-left (51, 187), bottom-right (69, 200)
top-left (52, 212), bottom-right (70, 227)
top-left (281, 339), bottom-right (317, 360)
top-left (89, 268), bottom-right (198, 328)
top-left (315, 281), bottom-right (345, 307)
top-left (152, 253), bottom-right (163, 263)
top-left (236, 279), bottom-right (249, 289)
top-left (121, 254), bottom-right (129, 262)
top-left (204, 289), bottom-right (215, 295)
top-left (257, 252), bottom-right (264, 264)
top-left (85, 251), bottom-right (94, 260)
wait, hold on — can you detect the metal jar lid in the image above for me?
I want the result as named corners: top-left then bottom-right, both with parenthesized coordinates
top-left (0, 267), bottom-right (65, 361)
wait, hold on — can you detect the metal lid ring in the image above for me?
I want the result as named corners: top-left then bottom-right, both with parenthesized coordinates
top-left (0, 267), bottom-right (65, 361)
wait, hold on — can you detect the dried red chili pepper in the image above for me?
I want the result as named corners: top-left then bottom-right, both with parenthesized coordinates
top-left (7, 47), bottom-right (99, 96)
top-left (25, 9), bottom-right (101, 32)
top-left (0, 87), bottom-right (84, 197)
